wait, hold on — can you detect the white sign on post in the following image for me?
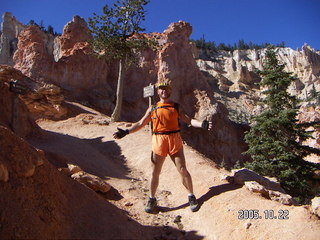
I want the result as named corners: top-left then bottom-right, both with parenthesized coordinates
top-left (143, 84), bottom-right (154, 98)
top-left (143, 84), bottom-right (154, 133)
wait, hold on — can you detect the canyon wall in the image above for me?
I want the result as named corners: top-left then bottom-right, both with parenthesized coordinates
top-left (196, 45), bottom-right (320, 101)
top-left (0, 12), bottom-right (25, 65)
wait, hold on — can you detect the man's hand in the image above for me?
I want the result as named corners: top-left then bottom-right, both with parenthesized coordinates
top-left (201, 120), bottom-right (213, 131)
top-left (113, 127), bottom-right (129, 139)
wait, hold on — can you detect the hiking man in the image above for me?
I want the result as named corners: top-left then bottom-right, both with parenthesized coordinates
top-left (113, 80), bottom-right (212, 213)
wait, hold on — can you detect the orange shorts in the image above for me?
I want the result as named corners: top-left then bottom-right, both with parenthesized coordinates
top-left (152, 132), bottom-right (183, 157)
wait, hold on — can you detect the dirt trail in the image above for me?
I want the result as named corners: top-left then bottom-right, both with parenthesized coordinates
top-left (30, 111), bottom-right (320, 240)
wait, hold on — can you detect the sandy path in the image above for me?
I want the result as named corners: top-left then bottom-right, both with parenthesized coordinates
top-left (32, 113), bottom-right (320, 240)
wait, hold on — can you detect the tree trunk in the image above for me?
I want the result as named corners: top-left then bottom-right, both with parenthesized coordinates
top-left (111, 57), bottom-right (126, 122)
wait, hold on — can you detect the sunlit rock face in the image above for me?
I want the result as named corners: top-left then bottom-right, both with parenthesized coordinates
top-left (0, 12), bottom-right (26, 65)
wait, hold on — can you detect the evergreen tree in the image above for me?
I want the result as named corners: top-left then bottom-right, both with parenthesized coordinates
top-left (217, 43), bottom-right (227, 51)
top-left (244, 46), bottom-right (320, 203)
top-left (39, 20), bottom-right (45, 31)
top-left (47, 25), bottom-right (54, 35)
top-left (238, 39), bottom-right (247, 50)
top-left (27, 20), bottom-right (38, 26)
top-left (88, 0), bottom-right (153, 121)
top-left (307, 84), bottom-right (320, 106)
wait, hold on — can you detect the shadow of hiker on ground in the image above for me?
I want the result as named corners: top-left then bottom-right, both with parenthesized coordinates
top-left (157, 203), bottom-right (189, 213)
top-left (157, 183), bottom-right (242, 213)
top-left (197, 183), bottom-right (242, 207)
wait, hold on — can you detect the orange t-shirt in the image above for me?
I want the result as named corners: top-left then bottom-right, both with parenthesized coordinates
top-left (151, 102), bottom-right (180, 133)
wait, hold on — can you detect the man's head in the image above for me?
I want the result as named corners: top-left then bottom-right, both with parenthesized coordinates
top-left (156, 81), bottom-right (172, 100)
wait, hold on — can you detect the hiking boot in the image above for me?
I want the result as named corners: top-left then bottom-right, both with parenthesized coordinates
top-left (188, 194), bottom-right (200, 212)
top-left (145, 197), bottom-right (157, 213)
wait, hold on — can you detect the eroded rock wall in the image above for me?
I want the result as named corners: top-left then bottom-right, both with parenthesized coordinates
top-left (197, 45), bottom-right (320, 98)
top-left (0, 12), bottom-right (26, 65)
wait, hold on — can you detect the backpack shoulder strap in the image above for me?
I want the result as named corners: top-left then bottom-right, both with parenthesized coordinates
top-left (151, 104), bottom-right (157, 112)
top-left (173, 102), bottom-right (180, 113)
top-left (151, 102), bottom-right (179, 113)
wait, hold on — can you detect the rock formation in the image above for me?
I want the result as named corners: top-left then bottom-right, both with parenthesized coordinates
top-left (196, 45), bottom-right (320, 121)
top-left (0, 65), bottom-right (40, 137)
top-left (298, 106), bottom-right (320, 163)
top-left (227, 168), bottom-right (296, 205)
top-left (13, 16), bottom-right (115, 114)
top-left (311, 197), bottom-right (320, 217)
top-left (0, 126), bottom-right (44, 180)
top-left (59, 163), bottom-right (112, 193)
top-left (197, 45), bottom-right (320, 94)
top-left (0, 12), bottom-right (25, 65)
top-left (0, 65), bottom-right (67, 124)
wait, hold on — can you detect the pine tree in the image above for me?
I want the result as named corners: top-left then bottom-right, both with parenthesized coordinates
top-left (307, 84), bottom-right (320, 106)
top-left (47, 25), bottom-right (54, 35)
top-left (244, 46), bottom-right (320, 203)
top-left (88, 0), bottom-right (153, 121)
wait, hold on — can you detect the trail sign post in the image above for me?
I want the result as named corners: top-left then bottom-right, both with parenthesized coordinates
top-left (9, 80), bottom-right (30, 133)
top-left (143, 84), bottom-right (154, 133)
top-left (143, 84), bottom-right (154, 98)
top-left (9, 80), bottom-right (29, 94)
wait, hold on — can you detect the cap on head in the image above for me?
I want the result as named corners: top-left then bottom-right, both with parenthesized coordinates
top-left (156, 79), bottom-right (171, 89)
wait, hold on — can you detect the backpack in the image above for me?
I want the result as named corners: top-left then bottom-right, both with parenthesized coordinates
top-left (150, 102), bottom-right (180, 134)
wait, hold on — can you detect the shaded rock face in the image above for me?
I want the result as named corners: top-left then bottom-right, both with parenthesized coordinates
top-left (0, 65), bottom-right (67, 125)
top-left (0, 126), bottom-right (148, 240)
top-left (0, 126), bottom-right (44, 180)
top-left (0, 66), bottom-right (40, 137)
top-left (0, 12), bottom-right (25, 65)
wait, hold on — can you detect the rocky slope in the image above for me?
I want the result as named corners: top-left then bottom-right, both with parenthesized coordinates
top-left (0, 124), bottom-right (177, 239)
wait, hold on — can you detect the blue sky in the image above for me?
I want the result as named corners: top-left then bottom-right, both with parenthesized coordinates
top-left (1, 0), bottom-right (319, 50)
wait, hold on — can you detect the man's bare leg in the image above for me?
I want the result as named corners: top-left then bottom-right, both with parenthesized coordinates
top-left (145, 152), bottom-right (166, 213)
top-left (150, 152), bottom-right (166, 198)
top-left (170, 148), bottom-right (194, 194)
top-left (170, 148), bottom-right (199, 212)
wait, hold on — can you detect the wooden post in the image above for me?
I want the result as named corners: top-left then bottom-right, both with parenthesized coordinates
top-left (143, 83), bottom-right (155, 133)
top-left (9, 80), bottom-right (29, 133)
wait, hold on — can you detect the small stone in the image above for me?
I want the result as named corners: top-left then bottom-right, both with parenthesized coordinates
top-left (311, 197), bottom-right (320, 217)
top-left (67, 164), bottom-right (82, 174)
top-left (0, 164), bottom-right (9, 182)
top-left (71, 171), bottom-right (111, 193)
top-left (245, 222), bottom-right (252, 229)
top-left (173, 215), bottom-right (182, 223)
top-left (125, 202), bottom-right (133, 207)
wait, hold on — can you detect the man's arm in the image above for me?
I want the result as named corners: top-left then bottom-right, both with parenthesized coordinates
top-left (113, 106), bottom-right (152, 139)
top-left (179, 106), bottom-right (212, 131)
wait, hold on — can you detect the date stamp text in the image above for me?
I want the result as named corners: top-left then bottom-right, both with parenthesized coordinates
top-left (238, 209), bottom-right (289, 220)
